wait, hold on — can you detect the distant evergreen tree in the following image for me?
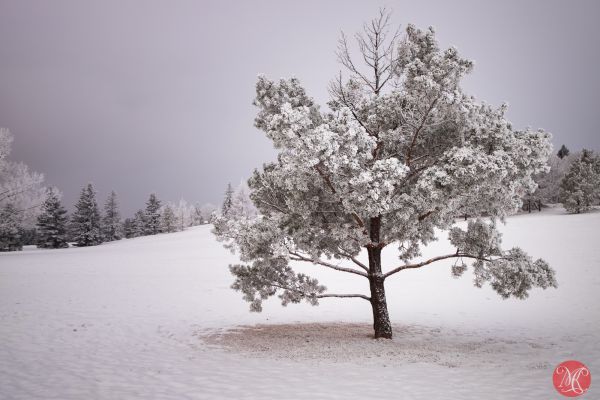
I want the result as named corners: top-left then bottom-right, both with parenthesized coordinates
top-left (557, 144), bottom-right (570, 159)
top-left (102, 190), bottom-right (122, 241)
top-left (123, 218), bottom-right (135, 238)
top-left (201, 203), bottom-right (217, 223)
top-left (172, 199), bottom-right (193, 230)
top-left (192, 203), bottom-right (204, 225)
top-left (161, 205), bottom-right (178, 233)
top-left (71, 183), bottom-right (103, 246)
top-left (221, 183), bottom-right (234, 216)
top-left (36, 188), bottom-right (69, 249)
top-left (559, 149), bottom-right (600, 213)
top-left (530, 153), bottom-right (574, 204)
top-left (133, 209), bottom-right (146, 237)
top-left (20, 228), bottom-right (38, 245)
top-left (0, 203), bottom-right (23, 251)
top-left (144, 193), bottom-right (162, 235)
top-left (229, 181), bottom-right (258, 220)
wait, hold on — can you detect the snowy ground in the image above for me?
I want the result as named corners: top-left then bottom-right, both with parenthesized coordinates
top-left (1, 207), bottom-right (598, 399)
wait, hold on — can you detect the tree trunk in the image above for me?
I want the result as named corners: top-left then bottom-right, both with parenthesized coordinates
top-left (367, 217), bottom-right (393, 339)
top-left (368, 269), bottom-right (392, 338)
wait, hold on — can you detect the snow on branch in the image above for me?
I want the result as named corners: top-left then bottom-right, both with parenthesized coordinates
top-left (289, 251), bottom-right (368, 278)
top-left (384, 219), bottom-right (558, 300)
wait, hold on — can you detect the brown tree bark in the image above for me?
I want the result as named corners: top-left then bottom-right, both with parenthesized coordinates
top-left (367, 217), bottom-right (393, 339)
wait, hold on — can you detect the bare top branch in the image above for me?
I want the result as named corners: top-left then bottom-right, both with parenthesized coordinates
top-left (334, 8), bottom-right (401, 96)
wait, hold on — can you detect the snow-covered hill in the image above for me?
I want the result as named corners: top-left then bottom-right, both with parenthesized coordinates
top-left (1, 209), bottom-right (598, 399)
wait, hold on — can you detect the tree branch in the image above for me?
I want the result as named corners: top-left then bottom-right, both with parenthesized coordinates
top-left (336, 8), bottom-right (400, 96)
top-left (383, 253), bottom-right (497, 279)
top-left (289, 251), bottom-right (368, 278)
top-left (268, 283), bottom-right (370, 302)
top-left (405, 96), bottom-right (440, 167)
top-left (256, 199), bottom-right (288, 214)
top-left (0, 182), bottom-right (40, 203)
top-left (335, 248), bottom-right (369, 272)
top-left (314, 163), bottom-right (365, 229)
top-left (317, 293), bottom-right (371, 301)
top-left (417, 210), bottom-right (436, 222)
top-left (329, 73), bottom-right (375, 137)
top-left (16, 203), bottom-right (43, 213)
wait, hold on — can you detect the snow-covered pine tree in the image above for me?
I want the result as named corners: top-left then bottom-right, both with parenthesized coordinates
top-left (230, 181), bottom-right (258, 220)
top-left (192, 203), bottom-right (204, 225)
top-left (36, 188), bottom-right (69, 249)
top-left (214, 182), bottom-right (257, 234)
top-left (221, 183), bottom-right (234, 216)
top-left (20, 227), bottom-right (37, 246)
top-left (71, 183), bottom-right (103, 246)
top-left (201, 203), bottom-right (217, 223)
top-left (557, 144), bottom-right (570, 159)
top-left (102, 190), bottom-right (122, 241)
top-left (173, 199), bottom-right (193, 230)
top-left (214, 11), bottom-right (558, 339)
top-left (161, 204), bottom-right (178, 233)
top-left (0, 203), bottom-right (23, 251)
top-left (559, 149), bottom-right (600, 213)
top-left (133, 209), bottom-right (146, 237)
top-left (144, 193), bottom-right (162, 235)
top-left (123, 218), bottom-right (135, 238)
top-left (532, 153), bottom-right (574, 204)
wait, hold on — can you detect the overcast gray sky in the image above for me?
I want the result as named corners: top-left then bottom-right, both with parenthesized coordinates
top-left (1, 0), bottom-right (599, 215)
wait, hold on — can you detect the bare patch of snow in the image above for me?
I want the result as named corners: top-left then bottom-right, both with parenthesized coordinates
top-left (201, 322), bottom-right (555, 369)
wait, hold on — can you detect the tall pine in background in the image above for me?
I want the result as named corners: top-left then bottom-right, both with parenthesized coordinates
top-left (102, 190), bottom-right (122, 241)
top-left (161, 204), bottom-right (177, 233)
top-left (221, 183), bottom-right (233, 216)
top-left (36, 188), bottom-right (69, 249)
top-left (144, 193), bottom-right (162, 235)
top-left (71, 183), bottom-right (103, 246)
top-left (192, 203), bottom-right (204, 225)
top-left (133, 209), bottom-right (146, 237)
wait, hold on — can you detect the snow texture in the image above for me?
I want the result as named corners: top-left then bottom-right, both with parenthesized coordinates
top-left (0, 208), bottom-right (598, 399)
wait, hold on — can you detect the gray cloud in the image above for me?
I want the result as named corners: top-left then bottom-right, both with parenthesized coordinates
top-left (1, 0), bottom-right (599, 214)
